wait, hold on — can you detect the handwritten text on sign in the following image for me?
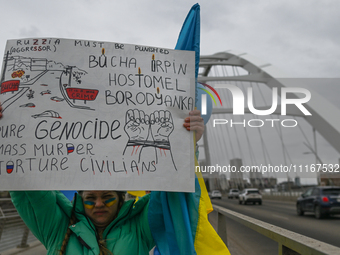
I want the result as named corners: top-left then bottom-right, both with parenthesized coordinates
top-left (0, 38), bottom-right (195, 192)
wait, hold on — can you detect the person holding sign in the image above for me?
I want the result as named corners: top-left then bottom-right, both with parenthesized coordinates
top-left (1, 105), bottom-right (212, 255)
top-left (1, 3), bottom-right (231, 254)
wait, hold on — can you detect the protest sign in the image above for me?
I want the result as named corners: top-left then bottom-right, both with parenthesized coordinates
top-left (0, 38), bottom-right (195, 192)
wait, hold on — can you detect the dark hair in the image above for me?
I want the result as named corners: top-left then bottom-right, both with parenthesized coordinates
top-left (58, 209), bottom-right (77, 255)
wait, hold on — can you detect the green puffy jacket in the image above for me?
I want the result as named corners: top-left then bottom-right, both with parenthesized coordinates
top-left (10, 191), bottom-right (155, 255)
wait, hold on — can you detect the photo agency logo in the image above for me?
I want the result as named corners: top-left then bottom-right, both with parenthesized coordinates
top-left (200, 83), bottom-right (312, 128)
top-left (199, 83), bottom-right (223, 114)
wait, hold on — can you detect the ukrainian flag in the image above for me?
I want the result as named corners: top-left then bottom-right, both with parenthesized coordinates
top-left (128, 191), bottom-right (147, 201)
top-left (148, 4), bottom-right (230, 254)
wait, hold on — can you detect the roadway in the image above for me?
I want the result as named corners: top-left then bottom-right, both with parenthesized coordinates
top-left (211, 197), bottom-right (340, 254)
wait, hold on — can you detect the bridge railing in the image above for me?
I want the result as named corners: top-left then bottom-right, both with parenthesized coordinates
top-left (0, 198), bottom-right (37, 253)
top-left (212, 204), bottom-right (340, 255)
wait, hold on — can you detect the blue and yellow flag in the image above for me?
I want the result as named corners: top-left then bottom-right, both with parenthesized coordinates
top-left (127, 190), bottom-right (147, 201)
top-left (148, 4), bottom-right (230, 255)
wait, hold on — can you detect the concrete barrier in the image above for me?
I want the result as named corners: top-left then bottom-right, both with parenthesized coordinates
top-left (212, 204), bottom-right (340, 255)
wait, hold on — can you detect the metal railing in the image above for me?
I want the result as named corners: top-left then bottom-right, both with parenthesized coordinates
top-left (213, 204), bottom-right (340, 255)
top-left (0, 198), bottom-right (37, 253)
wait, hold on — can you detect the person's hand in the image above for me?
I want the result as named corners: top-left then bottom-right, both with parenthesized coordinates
top-left (124, 109), bottom-right (150, 142)
top-left (183, 110), bottom-right (204, 142)
top-left (0, 102), bottom-right (2, 119)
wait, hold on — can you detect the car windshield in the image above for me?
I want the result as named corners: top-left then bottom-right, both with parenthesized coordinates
top-left (322, 189), bottom-right (340, 196)
top-left (247, 190), bottom-right (260, 194)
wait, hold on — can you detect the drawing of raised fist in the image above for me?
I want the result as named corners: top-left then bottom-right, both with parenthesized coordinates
top-left (122, 108), bottom-right (177, 171)
top-left (124, 109), bottom-right (150, 144)
top-left (149, 110), bottom-right (174, 143)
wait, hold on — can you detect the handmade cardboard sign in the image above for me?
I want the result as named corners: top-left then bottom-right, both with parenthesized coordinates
top-left (0, 38), bottom-right (195, 192)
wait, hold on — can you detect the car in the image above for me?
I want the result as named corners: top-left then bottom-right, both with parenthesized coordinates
top-left (228, 189), bottom-right (240, 199)
top-left (239, 188), bottom-right (262, 205)
top-left (296, 186), bottom-right (340, 219)
top-left (210, 190), bottom-right (222, 199)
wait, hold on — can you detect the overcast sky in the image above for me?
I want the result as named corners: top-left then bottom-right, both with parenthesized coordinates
top-left (0, 0), bottom-right (339, 77)
top-left (1, 0), bottom-right (339, 185)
